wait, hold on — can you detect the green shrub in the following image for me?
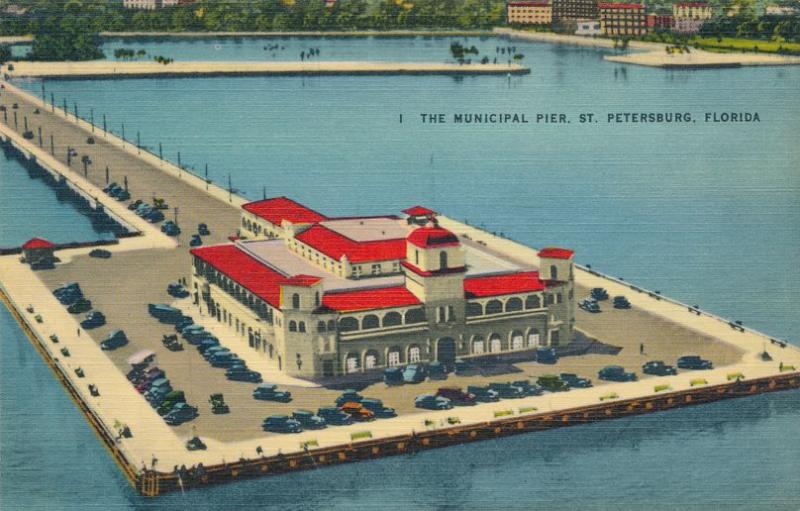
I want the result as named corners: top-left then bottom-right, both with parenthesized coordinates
top-left (351, 431), bottom-right (372, 441)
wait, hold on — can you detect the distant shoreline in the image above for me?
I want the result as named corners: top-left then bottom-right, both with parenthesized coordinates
top-left (100, 30), bottom-right (490, 39)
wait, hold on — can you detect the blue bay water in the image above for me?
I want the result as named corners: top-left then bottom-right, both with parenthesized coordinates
top-left (2, 36), bottom-right (800, 509)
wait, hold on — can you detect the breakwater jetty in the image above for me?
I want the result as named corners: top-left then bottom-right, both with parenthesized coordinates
top-left (1, 74), bottom-right (798, 498)
top-left (3, 60), bottom-right (529, 80)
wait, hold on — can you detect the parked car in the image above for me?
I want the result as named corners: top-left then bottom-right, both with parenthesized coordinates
top-left (677, 355), bottom-right (713, 370)
top-left (54, 283), bottom-right (83, 305)
top-left (197, 338), bottom-right (221, 354)
top-left (590, 287), bottom-right (609, 301)
top-left (164, 403), bottom-right (198, 426)
top-left (67, 297), bottom-right (92, 314)
top-left (209, 352), bottom-right (241, 368)
top-left (536, 375), bottom-right (569, 392)
top-left (642, 360), bottom-right (678, 376)
top-left (163, 223), bottom-right (181, 236)
top-left (317, 407), bottom-right (353, 426)
top-left (427, 361), bottom-right (448, 380)
top-left (198, 223), bottom-right (210, 236)
top-left (262, 415), bottom-right (302, 434)
top-left (292, 410), bottom-right (327, 429)
top-left (339, 402), bottom-right (375, 421)
top-left (100, 329), bottom-right (128, 350)
top-left (402, 364), bottom-right (426, 384)
top-left (488, 382), bottom-right (526, 399)
top-left (360, 398), bottom-right (397, 418)
top-left (335, 390), bottom-right (363, 407)
top-left (189, 234), bottom-right (203, 247)
top-left (156, 390), bottom-right (186, 416)
top-left (226, 366), bottom-right (262, 383)
top-left (162, 335), bottom-right (183, 351)
top-left (148, 303), bottom-right (183, 324)
top-left (145, 209), bottom-right (165, 223)
top-left (253, 384), bottom-right (292, 402)
top-left (467, 385), bottom-right (500, 403)
top-left (127, 199), bottom-right (143, 211)
top-left (80, 310), bottom-right (106, 329)
top-left (560, 373), bottom-right (593, 388)
top-left (384, 367), bottom-right (404, 386)
top-left (203, 346), bottom-right (230, 361)
top-left (536, 347), bottom-right (558, 364)
top-left (579, 298), bottom-right (601, 313)
top-left (436, 387), bottom-right (477, 406)
top-left (415, 394), bottom-right (453, 410)
top-left (511, 379), bottom-right (544, 396)
top-left (174, 316), bottom-right (194, 332)
top-left (89, 248), bottom-right (112, 259)
top-left (115, 189), bottom-right (131, 201)
top-left (613, 296), bottom-right (631, 309)
top-left (598, 365), bottom-right (637, 382)
top-left (209, 393), bottom-right (230, 414)
top-left (454, 358), bottom-right (478, 376)
top-left (186, 437), bottom-right (207, 451)
top-left (167, 282), bottom-right (190, 298)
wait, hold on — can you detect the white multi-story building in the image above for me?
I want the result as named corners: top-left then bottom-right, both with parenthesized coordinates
top-left (190, 198), bottom-right (577, 380)
top-left (123, 0), bottom-right (180, 10)
top-left (575, 19), bottom-right (601, 35)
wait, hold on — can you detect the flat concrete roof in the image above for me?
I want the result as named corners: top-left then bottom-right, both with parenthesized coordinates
top-left (320, 217), bottom-right (410, 242)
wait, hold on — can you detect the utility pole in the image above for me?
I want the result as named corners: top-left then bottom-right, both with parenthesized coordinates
top-left (90, 109), bottom-right (94, 132)
top-left (66, 146), bottom-right (71, 167)
top-left (50, 134), bottom-right (54, 155)
top-left (103, 114), bottom-right (107, 134)
top-left (73, 102), bottom-right (78, 121)
top-left (228, 173), bottom-right (232, 202)
top-left (159, 142), bottom-right (163, 160)
top-left (50, 92), bottom-right (54, 112)
top-left (174, 206), bottom-right (179, 227)
top-left (38, 126), bottom-right (42, 147)
top-left (63, 98), bottom-right (67, 116)
top-left (105, 166), bottom-right (109, 184)
top-left (124, 175), bottom-right (128, 192)
top-left (262, 185), bottom-right (266, 200)
top-left (13, 111), bottom-right (17, 130)
top-left (136, 131), bottom-right (140, 154)
top-left (205, 163), bottom-right (209, 190)
top-left (41, 82), bottom-right (45, 103)
top-left (23, 115), bottom-right (27, 132)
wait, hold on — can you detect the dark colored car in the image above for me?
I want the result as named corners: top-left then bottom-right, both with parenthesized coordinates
top-left (80, 311), bottom-right (106, 329)
top-left (156, 390), bottom-right (186, 416)
top-left (466, 385), bottom-right (500, 403)
top-left (512, 379), bottom-right (545, 396)
top-left (197, 338), bottom-right (221, 354)
top-left (360, 398), bottom-right (397, 418)
top-left (454, 358), bottom-right (478, 376)
top-left (148, 303), bottom-right (183, 324)
top-left (145, 209), bottom-right (165, 223)
top-left (613, 296), bottom-right (631, 309)
top-left (403, 364), bottom-right (426, 383)
top-left (164, 403), bottom-right (198, 426)
top-left (415, 394), bottom-right (453, 410)
top-left (427, 361), bottom-right (448, 380)
top-left (292, 410), bottom-right (327, 429)
top-left (263, 415), bottom-right (302, 434)
top-left (203, 346), bottom-right (230, 361)
top-left (384, 367), bottom-right (404, 386)
top-left (642, 360), bottom-right (678, 376)
top-left (677, 355), bottom-right (713, 370)
top-left (317, 407), bottom-right (353, 426)
top-left (436, 387), bottom-right (477, 406)
top-left (590, 287), bottom-right (609, 301)
top-left (253, 384), bottom-right (292, 402)
top-left (174, 316), bottom-right (194, 332)
top-left (209, 352), bottom-right (241, 368)
top-left (536, 347), bottom-right (558, 364)
top-left (100, 329), bottom-right (128, 350)
top-left (560, 373), bottom-right (593, 388)
top-left (198, 223), bottom-right (210, 236)
top-left (167, 282), bottom-right (190, 298)
top-left (598, 365), bottom-right (637, 382)
top-left (67, 297), bottom-right (92, 314)
top-left (489, 382), bottom-right (526, 399)
top-left (335, 390), bottom-right (363, 407)
top-left (127, 199), bottom-right (143, 211)
top-left (189, 234), bottom-right (203, 247)
top-left (54, 283), bottom-right (83, 305)
top-left (226, 366), bottom-right (262, 383)
top-left (115, 189), bottom-right (131, 201)
top-left (579, 298), bottom-right (601, 313)
top-left (536, 375), bottom-right (569, 392)
top-left (89, 249), bottom-right (112, 259)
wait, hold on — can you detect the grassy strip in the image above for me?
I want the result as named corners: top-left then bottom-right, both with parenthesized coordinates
top-left (350, 431), bottom-right (372, 441)
top-left (691, 36), bottom-right (800, 54)
top-left (690, 378), bottom-right (708, 387)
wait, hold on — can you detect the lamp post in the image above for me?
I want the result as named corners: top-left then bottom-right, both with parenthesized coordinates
top-left (90, 109), bottom-right (94, 132)
top-left (38, 126), bottom-right (42, 147)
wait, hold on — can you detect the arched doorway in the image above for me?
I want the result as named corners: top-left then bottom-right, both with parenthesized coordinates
top-left (511, 330), bottom-right (524, 350)
top-left (436, 337), bottom-right (456, 366)
top-left (344, 352), bottom-right (360, 373)
top-left (527, 328), bottom-right (541, 348)
top-left (472, 335), bottom-right (485, 355)
top-left (364, 349), bottom-right (379, 370)
top-left (387, 346), bottom-right (402, 367)
top-left (489, 333), bottom-right (502, 353)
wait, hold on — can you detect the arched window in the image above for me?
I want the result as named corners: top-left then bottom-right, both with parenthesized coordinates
top-left (550, 265), bottom-right (558, 281)
top-left (405, 308), bottom-right (426, 324)
top-left (472, 335), bottom-right (485, 354)
top-left (408, 345), bottom-right (421, 363)
top-left (489, 334), bottom-right (502, 353)
top-left (298, 321), bottom-right (306, 333)
top-left (525, 294), bottom-right (541, 309)
top-left (466, 302), bottom-right (483, 317)
top-left (505, 297), bottom-right (523, 312)
top-left (292, 293), bottom-right (300, 309)
top-left (387, 346), bottom-right (402, 367)
top-left (527, 329), bottom-right (541, 347)
top-left (383, 311), bottom-right (402, 327)
top-left (485, 300), bottom-right (503, 315)
top-left (327, 319), bottom-right (336, 331)
top-left (317, 321), bottom-right (326, 332)
top-left (364, 350), bottom-right (379, 369)
top-left (362, 314), bottom-right (379, 329)
top-left (511, 330), bottom-right (524, 350)
top-left (338, 317), bottom-right (359, 332)
top-left (440, 251), bottom-right (448, 269)
top-left (345, 353), bottom-right (360, 374)
top-left (289, 320), bottom-right (297, 332)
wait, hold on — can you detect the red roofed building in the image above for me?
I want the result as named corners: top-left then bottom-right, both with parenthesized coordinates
top-left (22, 237), bottom-right (56, 268)
top-left (189, 198), bottom-right (576, 379)
top-left (598, 2), bottom-right (647, 36)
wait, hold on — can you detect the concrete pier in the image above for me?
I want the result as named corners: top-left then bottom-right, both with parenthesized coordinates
top-left (3, 60), bottom-right (529, 80)
top-left (1, 75), bottom-right (798, 496)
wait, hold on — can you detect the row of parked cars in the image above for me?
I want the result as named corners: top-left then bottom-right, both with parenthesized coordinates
top-left (103, 181), bottom-right (130, 202)
top-left (54, 282), bottom-right (125, 349)
top-left (189, 223), bottom-right (211, 247)
top-left (127, 365), bottom-right (198, 426)
top-left (599, 355), bottom-right (714, 382)
top-left (579, 288), bottom-right (632, 313)
top-left (262, 390), bottom-right (398, 433)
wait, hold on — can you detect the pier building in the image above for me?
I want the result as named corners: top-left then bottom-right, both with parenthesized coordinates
top-left (190, 198), bottom-right (576, 379)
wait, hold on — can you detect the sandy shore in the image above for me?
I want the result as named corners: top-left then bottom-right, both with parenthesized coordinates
top-left (605, 48), bottom-right (800, 68)
top-left (493, 27), bottom-right (665, 51)
top-left (4, 60), bottom-right (528, 79)
top-left (102, 30), bottom-right (489, 38)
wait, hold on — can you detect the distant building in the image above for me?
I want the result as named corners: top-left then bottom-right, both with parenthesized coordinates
top-left (575, 19), bottom-right (602, 35)
top-left (672, 2), bottom-right (713, 33)
top-left (765, 4), bottom-right (798, 15)
top-left (647, 13), bottom-right (674, 31)
top-left (191, 197), bottom-right (577, 379)
top-left (552, 0), bottom-right (599, 22)
top-left (507, 1), bottom-right (553, 25)
top-left (598, 3), bottom-right (647, 36)
top-left (123, 0), bottom-right (181, 9)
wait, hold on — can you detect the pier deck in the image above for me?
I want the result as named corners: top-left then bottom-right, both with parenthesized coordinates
top-left (1, 76), bottom-right (798, 496)
top-left (3, 60), bottom-right (529, 79)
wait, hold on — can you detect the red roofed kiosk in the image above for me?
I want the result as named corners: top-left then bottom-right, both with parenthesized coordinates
top-left (22, 237), bottom-right (56, 269)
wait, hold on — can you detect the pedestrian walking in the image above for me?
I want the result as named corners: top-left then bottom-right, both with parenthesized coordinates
top-left (639, 343), bottom-right (644, 355)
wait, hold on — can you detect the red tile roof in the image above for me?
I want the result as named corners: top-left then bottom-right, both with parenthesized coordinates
top-left (242, 197), bottom-right (327, 226)
top-left (322, 286), bottom-right (421, 312)
top-left (464, 271), bottom-right (545, 298)
top-left (190, 244), bottom-right (286, 308)
top-left (407, 225), bottom-right (460, 249)
top-left (402, 205), bottom-right (437, 217)
top-left (22, 237), bottom-right (54, 249)
top-left (401, 261), bottom-right (467, 277)
top-left (284, 274), bottom-right (322, 287)
top-left (538, 247), bottom-right (574, 260)
top-left (295, 224), bottom-right (406, 263)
